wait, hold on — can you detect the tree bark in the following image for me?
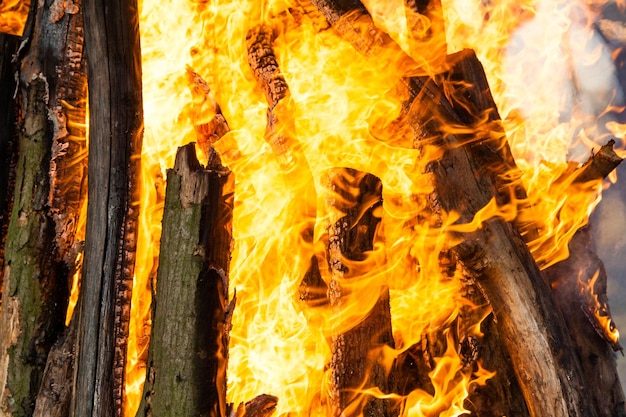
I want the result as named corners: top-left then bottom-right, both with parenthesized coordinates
top-left (73, 0), bottom-right (143, 415)
top-left (0, 0), bottom-right (86, 414)
top-left (323, 169), bottom-right (396, 417)
top-left (135, 143), bottom-right (233, 417)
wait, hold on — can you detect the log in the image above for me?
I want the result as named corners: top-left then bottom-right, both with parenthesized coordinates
top-left (0, 33), bottom-right (20, 308)
top-left (542, 142), bottom-right (625, 417)
top-left (73, 0), bottom-right (143, 414)
top-left (0, 0), bottom-right (86, 413)
top-left (32, 316), bottom-right (78, 417)
top-left (135, 143), bottom-right (234, 417)
top-left (232, 394), bottom-right (278, 417)
top-left (309, 1), bottom-right (598, 416)
top-left (324, 168), bottom-right (396, 417)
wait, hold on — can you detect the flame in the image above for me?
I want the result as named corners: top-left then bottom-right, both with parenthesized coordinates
top-left (0, 0), bottom-right (29, 36)
top-left (123, 0), bottom-right (625, 415)
top-left (579, 269), bottom-right (621, 346)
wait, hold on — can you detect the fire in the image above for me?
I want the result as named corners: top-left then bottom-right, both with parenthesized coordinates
top-left (121, 0), bottom-right (625, 416)
top-left (0, 0), bottom-right (29, 36)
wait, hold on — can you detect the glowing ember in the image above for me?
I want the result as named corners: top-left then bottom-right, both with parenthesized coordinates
top-left (123, 0), bottom-right (625, 415)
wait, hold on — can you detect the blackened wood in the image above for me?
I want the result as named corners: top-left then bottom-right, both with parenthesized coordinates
top-left (74, 0), bottom-right (143, 414)
top-left (232, 394), bottom-right (278, 417)
top-left (541, 142), bottom-right (625, 417)
top-left (544, 227), bottom-right (626, 417)
top-left (33, 316), bottom-right (78, 417)
top-left (135, 143), bottom-right (233, 417)
top-left (0, 0), bottom-right (88, 413)
top-left (324, 169), bottom-right (396, 417)
top-left (0, 33), bottom-right (19, 308)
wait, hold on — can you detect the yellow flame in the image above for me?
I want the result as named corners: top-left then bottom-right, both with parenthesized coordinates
top-left (0, 0), bottom-right (29, 36)
top-left (124, 0), bottom-right (625, 415)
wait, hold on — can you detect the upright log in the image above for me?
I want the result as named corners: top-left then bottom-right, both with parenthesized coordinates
top-left (73, 0), bottom-right (143, 414)
top-left (0, 0), bottom-right (86, 414)
top-left (136, 143), bottom-right (234, 417)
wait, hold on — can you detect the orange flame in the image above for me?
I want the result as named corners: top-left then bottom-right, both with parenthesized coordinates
top-left (0, 0), bottom-right (29, 36)
top-left (124, 0), bottom-right (625, 415)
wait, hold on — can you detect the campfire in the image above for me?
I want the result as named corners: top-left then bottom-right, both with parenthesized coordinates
top-left (1, 0), bottom-right (625, 416)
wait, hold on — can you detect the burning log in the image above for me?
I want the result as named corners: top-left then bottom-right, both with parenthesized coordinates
top-left (136, 143), bottom-right (234, 417)
top-left (541, 142), bottom-right (625, 417)
top-left (72, 0), bottom-right (143, 415)
top-left (305, 1), bottom-right (606, 416)
top-left (0, 0), bottom-right (87, 414)
top-left (323, 168), bottom-right (396, 417)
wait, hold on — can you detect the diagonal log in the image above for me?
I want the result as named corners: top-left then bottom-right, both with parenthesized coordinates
top-left (308, 1), bottom-right (598, 416)
top-left (73, 0), bottom-right (143, 415)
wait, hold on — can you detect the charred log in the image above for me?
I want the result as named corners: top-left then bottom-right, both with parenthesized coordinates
top-left (541, 142), bottom-right (625, 417)
top-left (73, 0), bottom-right (143, 414)
top-left (135, 143), bottom-right (234, 417)
top-left (232, 394), bottom-right (279, 417)
top-left (323, 169), bottom-right (396, 417)
top-left (0, 0), bottom-right (87, 413)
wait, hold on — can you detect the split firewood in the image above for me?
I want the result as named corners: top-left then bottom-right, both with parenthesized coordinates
top-left (0, 33), bottom-right (20, 308)
top-left (308, 1), bottom-right (600, 416)
top-left (72, 0), bottom-right (143, 415)
top-left (135, 143), bottom-right (234, 417)
top-left (323, 168), bottom-right (396, 417)
top-left (0, 0), bottom-right (86, 414)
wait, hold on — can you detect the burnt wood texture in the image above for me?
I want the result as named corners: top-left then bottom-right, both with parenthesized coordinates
top-left (0, 0), bottom-right (86, 415)
top-left (73, 0), bottom-right (143, 415)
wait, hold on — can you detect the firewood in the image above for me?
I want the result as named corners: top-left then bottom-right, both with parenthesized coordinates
top-left (33, 316), bottom-right (78, 417)
top-left (308, 1), bottom-right (600, 416)
top-left (73, 0), bottom-right (143, 415)
top-left (0, 33), bottom-right (20, 309)
top-left (0, 0), bottom-right (86, 414)
top-left (538, 142), bottom-right (625, 417)
top-left (135, 143), bottom-right (234, 417)
top-left (323, 168), bottom-right (396, 417)
top-left (231, 394), bottom-right (278, 417)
